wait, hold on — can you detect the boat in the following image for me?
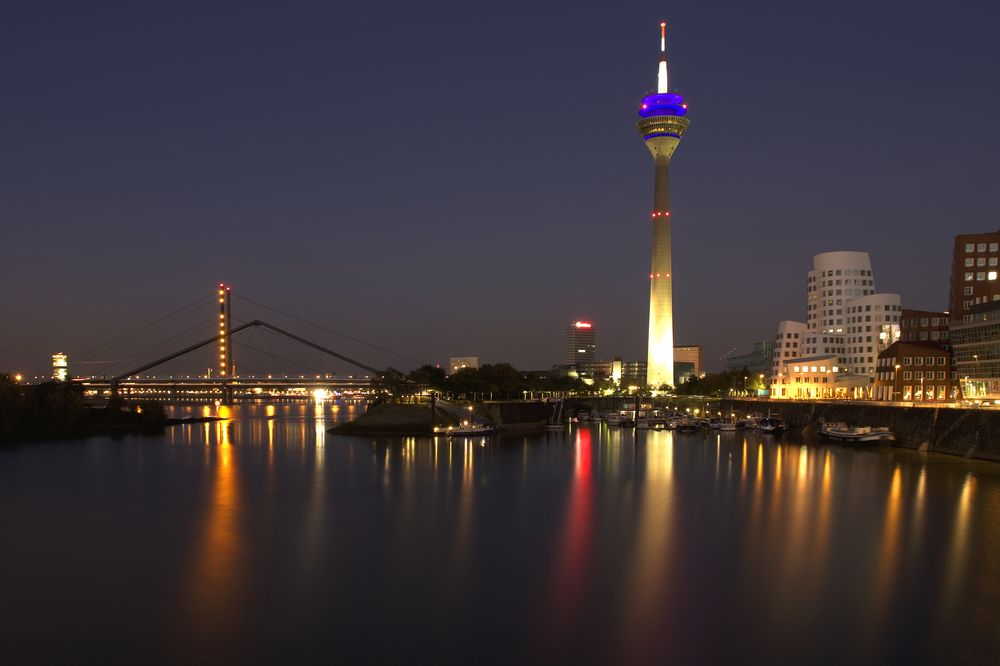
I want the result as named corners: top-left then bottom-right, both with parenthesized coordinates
top-left (606, 411), bottom-right (622, 426)
top-left (757, 416), bottom-right (785, 435)
top-left (818, 419), bottom-right (894, 443)
top-left (719, 421), bottom-right (737, 432)
top-left (434, 423), bottom-right (496, 436)
top-left (675, 418), bottom-right (699, 432)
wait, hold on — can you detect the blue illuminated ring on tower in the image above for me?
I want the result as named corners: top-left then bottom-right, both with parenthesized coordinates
top-left (638, 93), bottom-right (688, 118)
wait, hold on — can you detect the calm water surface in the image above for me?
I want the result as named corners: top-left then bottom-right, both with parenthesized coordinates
top-left (2, 401), bottom-right (1000, 664)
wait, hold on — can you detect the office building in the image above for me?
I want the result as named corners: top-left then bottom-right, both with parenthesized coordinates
top-left (726, 340), bottom-right (774, 376)
top-left (52, 353), bottom-right (68, 382)
top-left (564, 321), bottom-right (596, 366)
top-left (900, 309), bottom-right (951, 344)
top-left (673, 345), bottom-right (701, 378)
top-left (771, 251), bottom-right (902, 398)
top-left (950, 233), bottom-right (1000, 323)
top-left (448, 357), bottom-right (479, 375)
top-left (950, 302), bottom-right (1000, 400)
top-left (874, 343), bottom-right (959, 402)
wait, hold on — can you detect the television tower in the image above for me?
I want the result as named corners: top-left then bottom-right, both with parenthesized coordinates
top-left (637, 21), bottom-right (690, 388)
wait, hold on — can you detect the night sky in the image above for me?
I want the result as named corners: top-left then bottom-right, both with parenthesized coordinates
top-left (1, 1), bottom-right (994, 376)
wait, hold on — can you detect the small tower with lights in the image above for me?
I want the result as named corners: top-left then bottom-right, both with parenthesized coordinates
top-left (638, 21), bottom-right (690, 388)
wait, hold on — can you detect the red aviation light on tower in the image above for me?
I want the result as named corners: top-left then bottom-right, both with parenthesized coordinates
top-left (574, 321), bottom-right (592, 329)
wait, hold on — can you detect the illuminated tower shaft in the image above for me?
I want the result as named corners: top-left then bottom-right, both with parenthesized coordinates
top-left (637, 22), bottom-right (690, 388)
top-left (218, 283), bottom-right (232, 377)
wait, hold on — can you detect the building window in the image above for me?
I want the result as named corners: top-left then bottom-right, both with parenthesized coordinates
top-left (964, 286), bottom-right (973, 295)
top-left (966, 258), bottom-right (975, 267)
top-left (904, 371), bottom-right (912, 380)
top-left (966, 272), bottom-right (974, 281)
top-left (978, 272), bottom-right (986, 281)
top-left (978, 243), bottom-right (987, 252)
top-left (992, 243), bottom-right (999, 252)
top-left (965, 243), bottom-right (975, 252)
top-left (978, 257), bottom-right (987, 266)
top-left (990, 272), bottom-right (997, 281)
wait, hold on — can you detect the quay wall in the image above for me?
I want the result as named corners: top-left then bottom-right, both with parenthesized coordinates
top-left (724, 400), bottom-right (1000, 462)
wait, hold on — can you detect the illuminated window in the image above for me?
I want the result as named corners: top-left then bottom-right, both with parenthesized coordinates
top-left (990, 272), bottom-right (997, 281)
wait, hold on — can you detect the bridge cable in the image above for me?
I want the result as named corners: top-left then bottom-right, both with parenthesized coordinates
top-left (102, 317), bottom-right (222, 377)
top-left (234, 319), bottom-right (363, 375)
top-left (234, 338), bottom-right (328, 375)
top-left (77, 295), bottom-right (213, 361)
top-left (233, 295), bottom-right (424, 366)
top-left (0, 345), bottom-right (47, 374)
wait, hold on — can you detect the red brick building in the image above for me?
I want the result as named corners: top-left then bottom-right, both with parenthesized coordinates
top-left (951, 232), bottom-right (1000, 324)
top-left (899, 308), bottom-right (950, 344)
top-left (874, 342), bottom-right (960, 402)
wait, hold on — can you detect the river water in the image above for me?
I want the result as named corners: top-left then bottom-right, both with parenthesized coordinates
top-left (1, 401), bottom-right (999, 664)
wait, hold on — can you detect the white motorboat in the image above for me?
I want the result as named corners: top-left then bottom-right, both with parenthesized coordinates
top-left (818, 419), bottom-right (894, 443)
top-left (434, 423), bottom-right (496, 436)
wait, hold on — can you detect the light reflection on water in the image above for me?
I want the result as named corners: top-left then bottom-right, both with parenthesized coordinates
top-left (0, 403), bottom-right (999, 663)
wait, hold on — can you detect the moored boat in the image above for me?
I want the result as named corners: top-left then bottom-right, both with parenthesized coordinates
top-left (757, 417), bottom-right (785, 435)
top-left (818, 419), bottom-right (894, 443)
top-left (434, 423), bottom-right (496, 436)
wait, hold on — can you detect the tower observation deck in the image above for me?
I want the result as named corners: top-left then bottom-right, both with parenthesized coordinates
top-left (638, 21), bottom-right (690, 389)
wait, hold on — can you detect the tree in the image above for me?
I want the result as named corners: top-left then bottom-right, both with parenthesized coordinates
top-left (407, 365), bottom-right (446, 389)
top-left (445, 367), bottom-right (491, 396)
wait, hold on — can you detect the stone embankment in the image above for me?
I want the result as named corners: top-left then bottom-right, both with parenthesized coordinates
top-left (725, 399), bottom-right (1000, 462)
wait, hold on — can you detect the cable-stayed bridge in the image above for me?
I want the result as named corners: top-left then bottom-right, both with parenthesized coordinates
top-left (64, 284), bottom-right (421, 403)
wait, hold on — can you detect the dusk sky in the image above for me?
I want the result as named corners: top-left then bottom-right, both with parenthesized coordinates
top-left (1, 0), bottom-right (993, 376)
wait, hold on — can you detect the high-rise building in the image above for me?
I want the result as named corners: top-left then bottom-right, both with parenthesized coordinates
top-left (726, 340), bottom-right (775, 376)
top-left (448, 357), bottom-right (479, 375)
top-left (564, 321), bottom-right (596, 366)
top-left (950, 232), bottom-right (1000, 323)
top-left (842, 292), bottom-right (901, 376)
top-left (673, 345), bottom-right (701, 378)
top-left (770, 321), bottom-right (807, 382)
top-left (52, 353), bottom-right (68, 382)
top-left (637, 21), bottom-right (690, 388)
top-left (794, 251), bottom-right (902, 394)
top-left (951, 302), bottom-right (1000, 400)
top-left (899, 309), bottom-right (951, 344)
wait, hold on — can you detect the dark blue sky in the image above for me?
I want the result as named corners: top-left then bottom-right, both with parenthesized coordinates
top-left (0, 1), bottom-right (993, 375)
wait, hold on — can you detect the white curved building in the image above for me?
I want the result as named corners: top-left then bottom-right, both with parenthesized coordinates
top-left (806, 251), bottom-right (877, 336)
top-left (770, 251), bottom-right (903, 398)
top-left (843, 293), bottom-right (901, 377)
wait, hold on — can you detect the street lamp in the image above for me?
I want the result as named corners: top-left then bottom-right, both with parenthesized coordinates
top-left (894, 364), bottom-right (901, 402)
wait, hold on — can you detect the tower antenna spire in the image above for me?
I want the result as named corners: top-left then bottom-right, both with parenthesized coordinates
top-left (657, 21), bottom-right (669, 93)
